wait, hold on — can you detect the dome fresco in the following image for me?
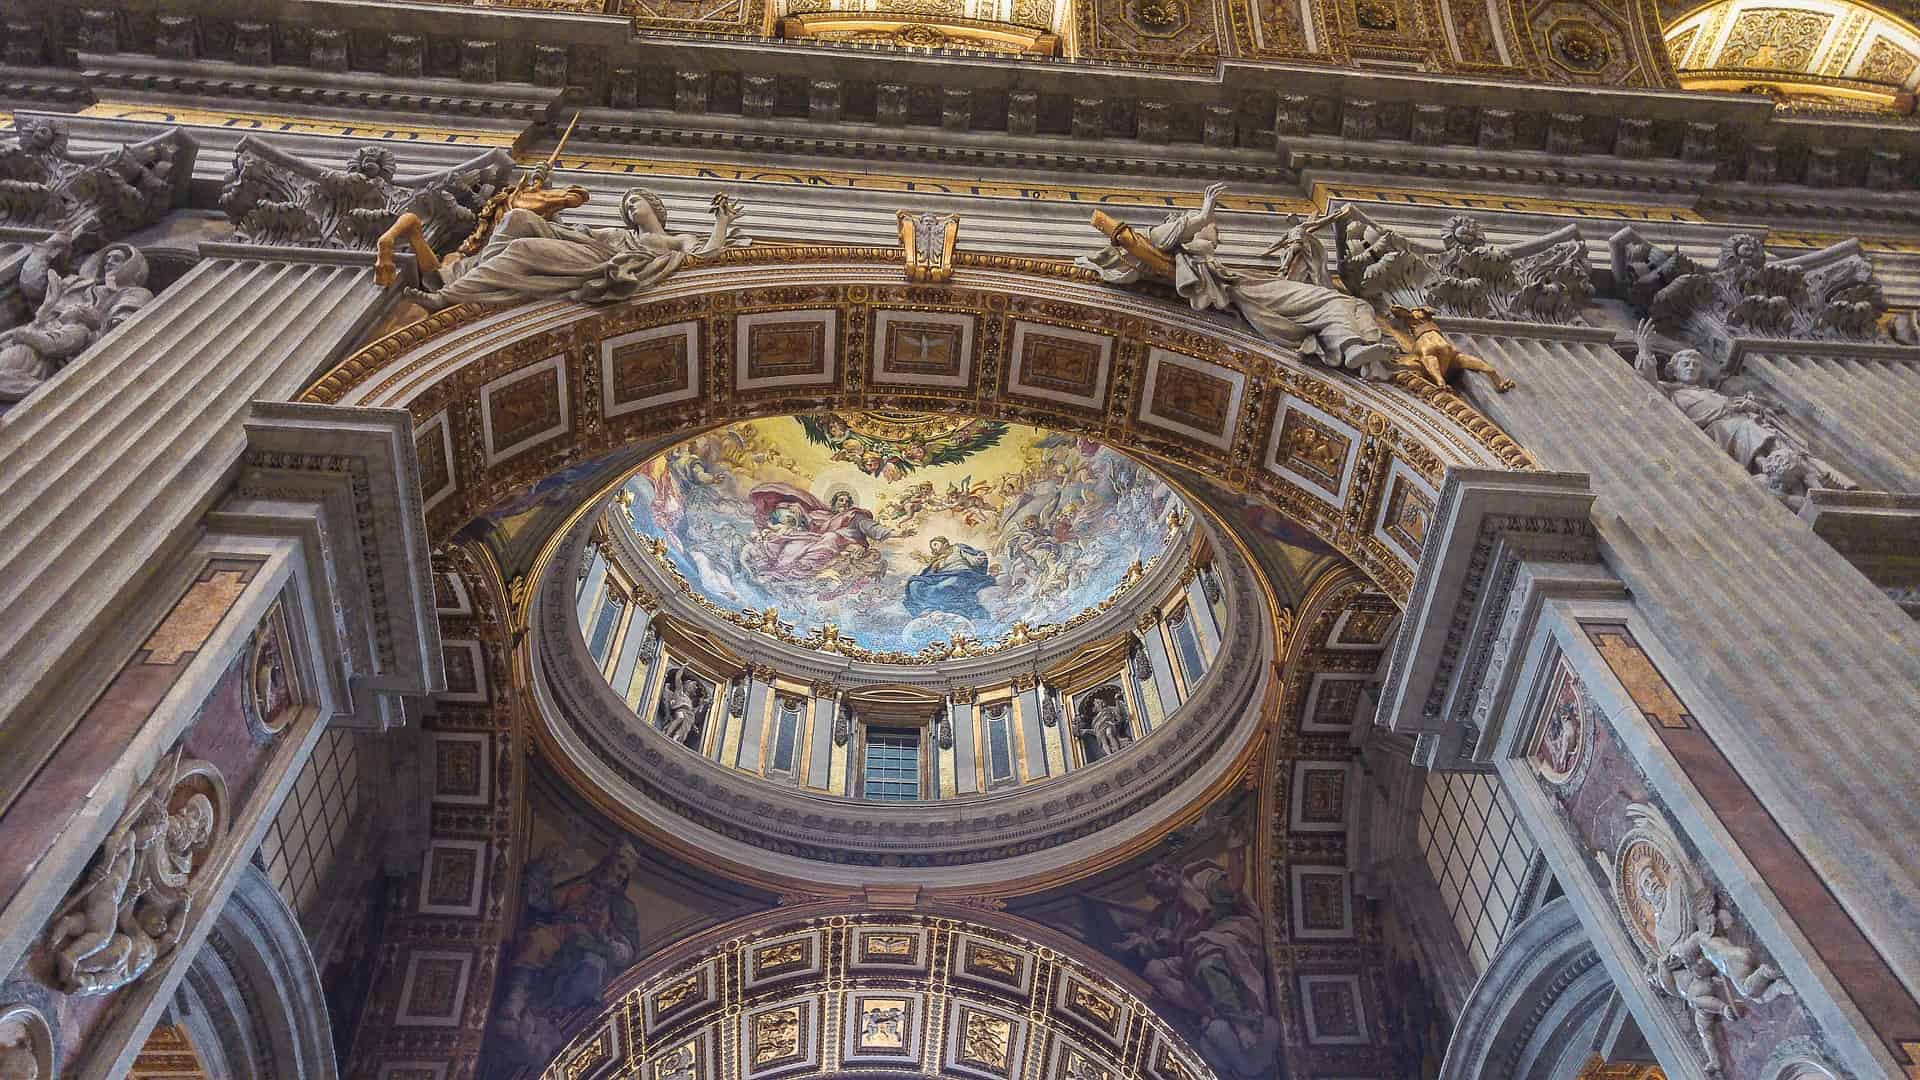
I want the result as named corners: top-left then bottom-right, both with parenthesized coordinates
top-left (622, 412), bottom-right (1187, 658)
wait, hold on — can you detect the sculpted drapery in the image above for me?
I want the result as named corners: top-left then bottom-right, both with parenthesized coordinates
top-left (1077, 184), bottom-right (1397, 377)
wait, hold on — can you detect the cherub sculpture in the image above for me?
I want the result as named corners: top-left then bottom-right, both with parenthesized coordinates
top-left (44, 751), bottom-right (221, 996)
top-left (1624, 804), bottom-right (1793, 1074)
top-left (1382, 304), bottom-right (1516, 392)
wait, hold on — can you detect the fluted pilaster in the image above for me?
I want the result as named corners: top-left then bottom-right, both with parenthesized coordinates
top-left (0, 249), bottom-right (386, 802)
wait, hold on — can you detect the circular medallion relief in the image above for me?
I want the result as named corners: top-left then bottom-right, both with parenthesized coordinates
top-left (1615, 836), bottom-right (1676, 955)
top-left (0, 1002), bottom-right (54, 1080)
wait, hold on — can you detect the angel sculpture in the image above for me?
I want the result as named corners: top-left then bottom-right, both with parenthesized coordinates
top-left (1381, 305), bottom-right (1516, 392)
top-left (1077, 184), bottom-right (1398, 376)
top-left (1074, 691), bottom-right (1131, 759)
top-left (44, 751), bottom-right (219, 996)
top-left (1624, 804), bottom-right (1793, 1074)
top-left (658, 668), bottom-right (708, 745)
top-left (0, 242), bottom-right (152, 409)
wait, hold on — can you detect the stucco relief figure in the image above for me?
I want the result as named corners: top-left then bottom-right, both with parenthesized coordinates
top-left (402, 187), bottom-right (750, 311)
top-left (1617, 803), bottom-right (1793, 1075)
top-left (0, 243), bottom-right (151, 407)
top-left (658, 668), bottom-right (708, 746)
top-left (1633, 321), bottom-right (1855, 508)
top-left (1077, 184), bottom-right (1396, 376)
top-left (44, 751), bottom-right (221, 997)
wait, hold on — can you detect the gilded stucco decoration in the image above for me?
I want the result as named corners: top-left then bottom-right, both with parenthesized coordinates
top-left (302, 253), bottom-right (1525, 605)
top-left (1664, 0), bottom-right (1920, 110)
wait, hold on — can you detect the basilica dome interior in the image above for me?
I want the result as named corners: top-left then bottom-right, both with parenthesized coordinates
top-left (1, 0), bottom-right (1918, 1075)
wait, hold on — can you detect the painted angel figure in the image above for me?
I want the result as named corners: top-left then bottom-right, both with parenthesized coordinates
top-left (405, 188), bottom-right (750, 311)
top-left (1077, 183), bottom-right (1397, 376)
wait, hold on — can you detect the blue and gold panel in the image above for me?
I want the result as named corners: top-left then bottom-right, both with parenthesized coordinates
top-left (841, 990), bottom-right (924, 1067)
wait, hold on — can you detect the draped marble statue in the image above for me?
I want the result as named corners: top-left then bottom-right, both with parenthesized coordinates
top-left (0, 242), bottom-right (152, 409)
top-left (1076, 184), bottom-right (1397, 376)
top-left (404, 187), bottom-right (750, 311)
top-left (1633, 321), bottom-right (1854, 509)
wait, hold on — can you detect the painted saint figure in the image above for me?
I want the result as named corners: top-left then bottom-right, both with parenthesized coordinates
top-left (904, 536), bottom-right (996, 621)
top-left (1077, 183), bottom-right (1396, 375)
top-left (741, 485), bottom-right (892, 585)
top-left (407, 187), bottom-right (748, 310)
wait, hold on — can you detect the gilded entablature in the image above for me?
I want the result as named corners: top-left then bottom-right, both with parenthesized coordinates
top-left (304, 256), bottom-right (1523, 611)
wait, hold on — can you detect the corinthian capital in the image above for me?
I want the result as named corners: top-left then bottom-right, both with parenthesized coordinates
top-left (1609, 226), bottom-right (1886, 367)
top-left (219, 137), bottom-right (515, 251)
top-left (1334, 208), bottom-right (1596, 325)
top-left (0, 117), bottom-right (196, 244)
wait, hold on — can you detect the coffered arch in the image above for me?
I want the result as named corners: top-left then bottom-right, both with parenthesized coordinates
top-left (536, 905), bottom-right (1223, 1080)
top-left (303, 248), bottom-right (1530, 607)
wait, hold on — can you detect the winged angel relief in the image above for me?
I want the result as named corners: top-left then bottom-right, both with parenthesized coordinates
top-left (1610, 803), bottom-right (1793, 1074)
top-left (1077, 188), bottom-right (1595, 392)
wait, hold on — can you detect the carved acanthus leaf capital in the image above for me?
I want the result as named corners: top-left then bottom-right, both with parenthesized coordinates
top-left (1335, 209), bottom-right (1595, 324)
top-left (0, 118), bottom-right (196, 246)
top-left (1609, 226), bottom-right (1886, 366)
top-left (219, 137), bottom-right (514, 251)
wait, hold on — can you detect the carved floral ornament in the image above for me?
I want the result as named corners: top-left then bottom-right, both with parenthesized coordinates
top-left (39, 750), bottom-right (227, 999)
